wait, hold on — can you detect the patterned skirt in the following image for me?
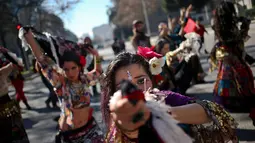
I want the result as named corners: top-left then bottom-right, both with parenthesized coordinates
top-left (0, 94), bottom-right (29, 143)
top-left (58, 117), bottom-right (104, 143)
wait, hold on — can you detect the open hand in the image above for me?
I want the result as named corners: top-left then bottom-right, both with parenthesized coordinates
top-left (109, 90), bottom-right (151, 132)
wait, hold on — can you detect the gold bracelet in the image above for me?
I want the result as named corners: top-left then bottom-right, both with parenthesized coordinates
top-left (96, 59), bottom-right (101, 64)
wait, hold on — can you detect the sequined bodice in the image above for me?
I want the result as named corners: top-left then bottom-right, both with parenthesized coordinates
top-left (67, 81), bottom-right (91, 108)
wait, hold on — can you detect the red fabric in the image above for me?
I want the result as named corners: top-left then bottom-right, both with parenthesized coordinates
top-left (184, 18), bottom-right (197, 33)
top-left (184, 18), bottom-right (206, 37)
top-left (250, 108), bottom-right (255, 120)
top-left (79, 56), bottom-right (86, 68)
top-left (137, 46), bottom-right (162, 59)
top-left (11, 79), bottom-right (27, 102)
top-left (122, 90), bottom-right (145, 101)
top-left (222, 88), bottom-right (229, 97)
top-left (153, 74), bottom-right (164, 85)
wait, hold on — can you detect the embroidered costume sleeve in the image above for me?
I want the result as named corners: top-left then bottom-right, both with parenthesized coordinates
top-left (156, 90), bottom-right (238, 143)
top-left (191, 100), bottom-right (238, 143)
top-left (37, 55), bottom-right (65, 91)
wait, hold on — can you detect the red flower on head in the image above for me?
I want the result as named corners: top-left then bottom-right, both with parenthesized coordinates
top-left (80, 56), bottom-right (86, 67)
top-left (137, 46), bottom-right (162, 59)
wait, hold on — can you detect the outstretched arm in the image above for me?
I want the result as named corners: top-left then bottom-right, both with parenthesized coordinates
top-left (185, 4), bottom-right (192, 18)
top-left (152, 90), bottom-right (210, 124)
top-left (24, 30), bottom-right (44, 61)
top-left (23, 29), bottom-right (64, 89)
top-left (170, 103), bottom-right (210, 124)
top-left (85, 46), bottom-right (103, 86)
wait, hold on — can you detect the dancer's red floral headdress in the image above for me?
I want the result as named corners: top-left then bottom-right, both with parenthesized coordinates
top-left (137, 46), bottom-right (165, 85)
top-left (137, 46), bottom-right (162, 59)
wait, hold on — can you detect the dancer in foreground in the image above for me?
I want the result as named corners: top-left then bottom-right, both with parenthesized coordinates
top-left (102, 52), bottom-right (238, 143)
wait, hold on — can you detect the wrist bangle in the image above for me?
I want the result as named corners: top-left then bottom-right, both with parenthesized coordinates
top-left (96, 59), bottom-right (101, 64)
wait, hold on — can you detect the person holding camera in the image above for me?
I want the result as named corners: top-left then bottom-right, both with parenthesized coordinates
top-left (82, 37), bottom-right (100, 96)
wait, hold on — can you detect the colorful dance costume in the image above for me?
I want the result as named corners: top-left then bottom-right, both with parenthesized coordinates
top-left (212, 43), bottom-right (255, 122)
top-left (0, 63), bottom-right (29, 143)
top-left (37, 55), bottom-right (104, 143)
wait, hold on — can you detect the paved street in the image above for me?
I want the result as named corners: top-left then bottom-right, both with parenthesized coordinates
top-left (10, 26), bottom-right (255, 143)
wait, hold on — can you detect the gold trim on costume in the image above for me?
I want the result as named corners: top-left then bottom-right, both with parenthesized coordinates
top-left (0, 100), bottom-right (20, 118)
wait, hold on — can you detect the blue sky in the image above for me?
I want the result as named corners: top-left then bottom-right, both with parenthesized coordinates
top-left (60, 0), bottom-right (111, 38)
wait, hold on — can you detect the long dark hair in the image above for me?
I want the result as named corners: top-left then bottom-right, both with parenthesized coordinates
top-left (155, 39), bottom-right (169, 54)
top-left (60, 50), bottom-right (81, 69)
top-left (214, 1), bottom-right (239, 46)
top-left (101, 52), bottom-right (152, 128)
top-left (212, 1), bottom-right (251, 61)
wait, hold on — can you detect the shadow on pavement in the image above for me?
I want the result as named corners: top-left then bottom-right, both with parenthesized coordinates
top-left (23, 118), bottom-right (38, 130)
top-left (28, 95), bottom-right (47, 103)
top-left (236, 128), bottom-right (255, 141)
top-left (32, 107), bottom-right (60, 114)
top-left (24, 91), bottom-right (45, 95)
top-left (203, 80), bottom-right (215, 84)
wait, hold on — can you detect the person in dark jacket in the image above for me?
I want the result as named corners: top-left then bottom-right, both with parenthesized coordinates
top-left (112, 37), bottom-right (126, 55)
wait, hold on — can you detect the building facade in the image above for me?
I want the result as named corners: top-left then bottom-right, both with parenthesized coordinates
top-left (92, 24), bottom-right (114, 44)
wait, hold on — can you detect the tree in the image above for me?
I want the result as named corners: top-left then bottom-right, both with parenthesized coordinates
top-left (42, 0), bottom-right (81, 14)
top-left (108, 0), bottom-right (159, 26)
top-left (0, 0), bottom-right (81, 70)
top-left (0, 0), bottom-right (81, 46)
top-left (162, 0), bottom-right (210, 13)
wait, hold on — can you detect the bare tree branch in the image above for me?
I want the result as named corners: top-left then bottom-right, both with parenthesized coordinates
top-left (109, 0), bottom-right (158, 26)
